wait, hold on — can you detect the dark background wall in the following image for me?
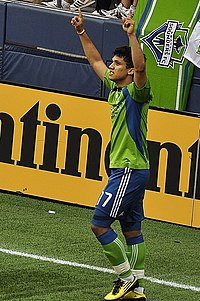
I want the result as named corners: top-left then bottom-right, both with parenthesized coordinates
top-left (186, 67), bottom-right (200, 113)
top-left (0, 1), bottom-right (199, 113)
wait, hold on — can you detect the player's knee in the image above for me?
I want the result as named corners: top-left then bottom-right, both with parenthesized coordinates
top-left (91, 223), bottom-right (109, 237)
top-left (123, 229), bottom-right (142, 238)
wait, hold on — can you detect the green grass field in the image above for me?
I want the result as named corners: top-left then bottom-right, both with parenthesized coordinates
top-left (0, 191), bottom-right (200, 301)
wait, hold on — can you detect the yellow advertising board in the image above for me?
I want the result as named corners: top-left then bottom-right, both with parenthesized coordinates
top-left (0, 83), bottom-right (111, 207)
top-left (0, 83), bottom-right (200, 227)
top-left (145, 110), bottom-right (200, 227)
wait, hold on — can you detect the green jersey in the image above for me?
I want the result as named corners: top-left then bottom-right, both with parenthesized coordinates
top-left (104, 69), bottom-right (152, 169)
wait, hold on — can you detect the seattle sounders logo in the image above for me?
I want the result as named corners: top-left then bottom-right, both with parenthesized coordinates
top-left (141, 20), bottom-right (189, 68)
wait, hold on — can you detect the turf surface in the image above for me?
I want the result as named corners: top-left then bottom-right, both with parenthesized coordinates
top-left (0, 191), bottom-right (199, 300)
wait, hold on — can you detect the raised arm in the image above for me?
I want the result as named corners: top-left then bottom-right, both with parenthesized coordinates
top-left (122, 13), bottom-right (147, 88)
top-left (71, 10), bottom-right (108, 81)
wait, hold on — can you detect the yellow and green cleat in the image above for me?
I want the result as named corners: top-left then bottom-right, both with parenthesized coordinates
top-left (120, 289), bottom-right (146, 300)
top-left (104, 277), bottom-right (138, 300)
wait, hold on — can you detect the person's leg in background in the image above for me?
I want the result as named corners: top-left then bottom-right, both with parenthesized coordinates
top-left (133, 0), bottom-right (138, 7)
top-left (98, 0), bottom-right (136, 18)
top-left (121, 0), bottom-right (131, 9)
top-left (95, 0), bottom-right (112, 11)
top-left (120, 0), bottom-right (138, 9)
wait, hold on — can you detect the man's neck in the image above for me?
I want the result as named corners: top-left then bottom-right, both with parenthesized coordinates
top-left (115, 77), bottom-right (133, 88)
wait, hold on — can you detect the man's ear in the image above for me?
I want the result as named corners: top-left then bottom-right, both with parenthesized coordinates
top-left (128, 68), bottom-right (134, 75)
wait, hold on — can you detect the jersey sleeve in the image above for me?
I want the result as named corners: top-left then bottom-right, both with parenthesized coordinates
top-left (128, 79), bottom-right (152, 103)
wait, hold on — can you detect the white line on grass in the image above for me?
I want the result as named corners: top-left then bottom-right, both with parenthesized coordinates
top-left (0, 247), bottom-right (200, 292)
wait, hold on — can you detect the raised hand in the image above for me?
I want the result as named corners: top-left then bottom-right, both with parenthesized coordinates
top-left (122, 11), bottom-right (135, 35)
top-left (71, 9), bottom-right (84, 34)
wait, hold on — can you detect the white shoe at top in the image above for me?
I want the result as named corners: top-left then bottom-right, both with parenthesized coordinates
top-left (117, 3), bottom-right (136, 17)
top-left (99, 7), bottom-right (118, 18)
top-left (70, 0), bottom-right (95, 11)
top-left (100, 3), bottom-right (136, 19)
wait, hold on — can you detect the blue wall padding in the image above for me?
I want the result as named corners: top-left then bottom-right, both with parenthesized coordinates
top-left (186, 59), bottom-right (200, 114)
top-left (102, 18), bottom-right (128, 63)
top-left (0, 1), bottom-right (6, 48)
top-left (5, 4), bottom-right (104, 55)
top-left (0, 50), bottom-right (2, 80)
top-left (3, 50), bottom-right (101, 96)
top-left (187, 84), bottom-right (200, 114)
top-left (0, 1), bottom-right (6, 80)
top-left (3, 3), bottom-right (128, 97)
top-left (193, 66), bottom-right (200, 79)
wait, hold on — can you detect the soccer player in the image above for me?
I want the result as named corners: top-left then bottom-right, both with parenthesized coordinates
top-left (71, 9), bottom-right (152, 301)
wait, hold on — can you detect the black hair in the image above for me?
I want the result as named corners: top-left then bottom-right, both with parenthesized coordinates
top-left (113, 46), bottom-right (134, 69)
top-left (113, 46), bottom-right (147, 69)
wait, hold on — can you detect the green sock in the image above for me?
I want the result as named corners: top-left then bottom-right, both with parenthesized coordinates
top-left (126, 242), bottom-right (146, 287)
top-left (102, 237), bottom-right (133, 279)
